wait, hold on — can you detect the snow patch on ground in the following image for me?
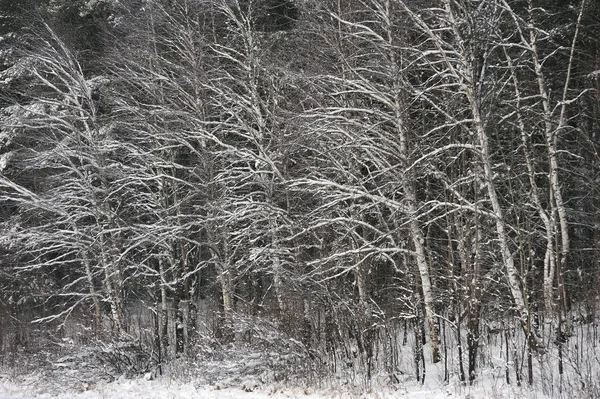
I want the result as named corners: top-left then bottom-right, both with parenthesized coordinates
top-left (0, 374), bottom-right (553, 399)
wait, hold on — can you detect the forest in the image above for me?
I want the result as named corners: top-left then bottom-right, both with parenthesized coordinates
top-left (0, 0), bottom-right (599, 397)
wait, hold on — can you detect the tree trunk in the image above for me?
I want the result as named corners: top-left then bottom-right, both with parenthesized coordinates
top-left (158, 258), bottom-right (169, 357)
top-left (397, 113), bottom-right (441, 363)
top-left (469, 95), bottom-right (541, 348)
top-left (436, 0), bottom-right (542, 350)
top-left (78, 233), bottom-right (102, 337)
top-left (354, 259), bottom-right (373, 377)
top-left (216, 254), bottom-right (235, 343)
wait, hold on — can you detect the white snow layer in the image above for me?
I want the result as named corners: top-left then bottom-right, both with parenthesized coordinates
top-left (0, 376), bottom-right (552, 399)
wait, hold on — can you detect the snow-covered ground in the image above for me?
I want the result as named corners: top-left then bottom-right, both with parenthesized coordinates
top-left (0, 375), bottom-right (553, 399)
top-left (1, 316), bottom-right (584, 399)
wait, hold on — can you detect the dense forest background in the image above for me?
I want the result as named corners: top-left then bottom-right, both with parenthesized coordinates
top-left (1, 0), bottom-right (599, 395)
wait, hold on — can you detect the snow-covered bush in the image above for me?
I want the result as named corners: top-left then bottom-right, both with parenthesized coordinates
top-left (91, 336), bottom-right (158, 379)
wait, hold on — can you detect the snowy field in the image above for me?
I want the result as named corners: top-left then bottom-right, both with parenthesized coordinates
top-left (0, 321), bottom-right (589, 399)
top-left (0, 320), bottom-right (584, 399)
top-left (0, 375), bottom-right (554, 399)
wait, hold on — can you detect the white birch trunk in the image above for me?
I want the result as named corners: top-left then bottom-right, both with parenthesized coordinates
top-left (396, 106), bottom-right (441, 363)
top-left (158, 258), bottom-right (169, 353)
top-left (526, 0), bottom-right (587, 316)
top-left (504, 48), bottom-right (557, 316)
top-left (432, 0), bottom-right (543, 349)
top-left (468, 93), bottom-right (542, 348)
